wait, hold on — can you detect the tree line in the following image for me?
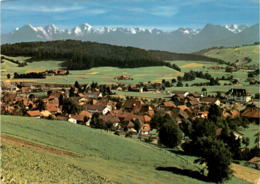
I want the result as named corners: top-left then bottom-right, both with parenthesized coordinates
top-left (14, 72), bottom-right (46, 79)
top-left (1, 40), bottom-right (180, 71)
top-left (177, 71), bottom-right (220, 86)
top-left (149, 50), bottom-right (227, 64)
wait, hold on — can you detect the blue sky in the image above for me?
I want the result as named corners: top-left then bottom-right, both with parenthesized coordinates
top-left (1, 0), bottom-right (259, 33)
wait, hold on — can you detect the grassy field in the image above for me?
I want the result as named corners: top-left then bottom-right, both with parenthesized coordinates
top-left (1, 55), bottom-right (31, 63)
top-left (202, 45), bottom-right (259, 66)
top-left (1, 54), bottom-right (258, 97)
top-left (166, 85), bottom-right (260, 97)
top-left (1, 60), bottom-right (63, 75)
top-left (114, 90), bottom-right (170, 99)
top-left (168, 60), bottom-right (250, 83)
top-left (1, 115), bottom-right (250, 184)
top-left (1, 56), bottom-right (181, 85)
top-left (239, 123), bottom-right (259, 149)
top-left (1, 142), bottom-right (115, 184)
top-left (165, 60), bottom-right (259, 95)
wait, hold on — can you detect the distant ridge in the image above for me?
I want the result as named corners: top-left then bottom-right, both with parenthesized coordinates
top-left (1, 23), bottom-right (259, 53)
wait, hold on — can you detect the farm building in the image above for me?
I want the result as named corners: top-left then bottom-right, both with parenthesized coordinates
top-left (247, 157), bottom-right (260, 170)
top-left (226, 88), bottom-right (251, 102)
top-left (241, 107), bottom-right (260, 122)
top-left (140, 124), bottom-right (151, 135)
top-left (114, 74), bottom-right (133, 80)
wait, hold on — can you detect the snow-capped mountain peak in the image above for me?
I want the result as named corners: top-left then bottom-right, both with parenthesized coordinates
top-left (19, 24), bottom-right (38, 32)
top-left (177, 28), bottom-right (201, 36)
top-left (2, 23), bottom-right (258, 53)
top-left (45, 24), bottom-right (58, 31)
top-left (79, 23), bottom-right (92, 31)
top-left (224, 24), bottom-right (249, 33)
top-left (73, 26), bottom-right (82, 35)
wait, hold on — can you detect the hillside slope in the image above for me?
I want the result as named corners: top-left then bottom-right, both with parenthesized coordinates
top-left (1, 115), bottom-right (250, 184)
top-left (199, 45), bottom-right (259, 66)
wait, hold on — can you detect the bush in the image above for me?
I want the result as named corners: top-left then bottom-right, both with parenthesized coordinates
top-left (176, 81), bottom-right (183, 87)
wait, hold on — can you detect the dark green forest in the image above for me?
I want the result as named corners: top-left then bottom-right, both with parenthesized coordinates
top-left (149, 50), bottom-right (227, 64)
top-left (1, 40), bottom-right (224, 70)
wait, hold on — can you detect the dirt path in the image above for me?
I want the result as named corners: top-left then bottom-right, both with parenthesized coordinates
top-left (0, 134), bottom-right (82, 158)
top-left (231, 163), bottom-right (260, 184)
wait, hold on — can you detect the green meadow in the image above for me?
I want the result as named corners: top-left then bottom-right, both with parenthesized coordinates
top-left (239, 123), bottom-right (259, 149)
top-left (1, 44), bottom-right (259, 97)
top-left (165, 59), bottom-right (259, 95)
top-left (1, 115), bottom-right (249, 184)
top-left (203, 45), bottom-right (259, 66)
top-left (1, 57), bottom-right (181, 85)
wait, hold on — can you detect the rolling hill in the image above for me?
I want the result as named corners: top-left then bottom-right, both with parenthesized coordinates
top-left (1, 115), bottom-right (250, 184)
top-left (198, 44), bottom-right (259, 66)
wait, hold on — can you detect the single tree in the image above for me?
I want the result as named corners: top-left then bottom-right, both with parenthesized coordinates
top-left (195, 137), bottom-right (232, 183)
top-left (62, 98), bottom-right (81, 115)
top-left (74, 81), bottom-right (80, 89)
top-left (159, 119), bottom-right (183, 148)
top-left (133, 118), bottom-right (142, 132)
top-left (201, 88), bottom-right (207, 96)
top-left (208, 104), bottom-right (222, 123)
top-left (176, 81), bottom-right (183, 87)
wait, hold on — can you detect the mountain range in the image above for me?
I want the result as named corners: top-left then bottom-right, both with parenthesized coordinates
top-left (1, 23), bottom-right (259, 53)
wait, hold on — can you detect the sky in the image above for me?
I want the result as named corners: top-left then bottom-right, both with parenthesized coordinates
top-left (1, 0), bottom-right (259, 33)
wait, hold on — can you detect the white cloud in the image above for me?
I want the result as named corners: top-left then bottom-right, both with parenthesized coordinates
top-left (3, 4), bottom-right (107, 15)
top-left (3, 3), bottom-right (108, 15)
top-left (87, 9), bottom-right (107, 15)
top-left (125, 6), bottom-right (178, 17)
top-left (3, 5), bottom-right (84, 12)
top-left (150, 6), bottom-right (178, 17)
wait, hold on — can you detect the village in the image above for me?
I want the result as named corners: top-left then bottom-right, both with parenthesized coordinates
top-left (1, 80), bottom-right (259, 126)
top-left (1, 73), bottom-right (260, 174)
top-left (1, 80), bottom-right (259, 135)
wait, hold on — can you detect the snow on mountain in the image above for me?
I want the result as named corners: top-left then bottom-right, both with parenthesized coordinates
top-left (2, 23), bottom-right (258, 53)
top-left (7, 23), bottom-right (201, 39)
top-left (177, 28), bottom-right (201, 35)
top-left (224, 24), bottom-right (249, 33)
top-left (79, 23), bottom-right (92, 31)
top-left (44, 24), bottom-right (60, 34)
top-left (73, 26), bottom-right (83, 35)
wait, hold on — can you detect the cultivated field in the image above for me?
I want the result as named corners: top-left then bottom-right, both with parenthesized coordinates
top-left (1, 115), bottom-right (252, 184)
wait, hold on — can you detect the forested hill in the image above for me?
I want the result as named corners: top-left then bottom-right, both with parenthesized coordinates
top-left (1, 40), bottom-right (225, 70)
top-left (1, 40), bottom-right (179, 70)
top-left (148, 50), bottom-right (227, 64)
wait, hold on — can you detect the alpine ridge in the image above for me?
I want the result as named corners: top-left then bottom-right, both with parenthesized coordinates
top-left (2, 23), bottom-right (258, 53)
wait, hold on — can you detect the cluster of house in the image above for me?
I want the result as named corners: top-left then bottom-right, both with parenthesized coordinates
top-left (1, 83), bottom-right (260, 169)
top-left (208, 66), bottom-right (225, 70)
top-left (1, 82), bottom-right (260, 136)
top-left (44, 69), bottom-right (69, 76)
top-left (1, 80), bottom-right (165, 95)
top-left (114, 74), bottom-right (133, 80)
